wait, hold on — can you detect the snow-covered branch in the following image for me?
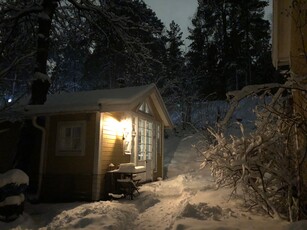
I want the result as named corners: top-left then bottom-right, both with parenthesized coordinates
top-left (201, 82), bottom-right (306, 220)
top-left (221, 77), bottom-right (307, 126)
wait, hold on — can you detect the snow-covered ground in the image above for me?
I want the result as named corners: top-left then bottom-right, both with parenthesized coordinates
top-left (1, 131), bottom-right (307, 230)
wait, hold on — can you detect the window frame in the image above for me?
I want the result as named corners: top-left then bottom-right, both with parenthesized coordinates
top-left (138, 101), bottom-right (153, 115)
top-left (137, 118), bottom-right (153, 161)
top-left (56, 120), bottom-right (86, 156)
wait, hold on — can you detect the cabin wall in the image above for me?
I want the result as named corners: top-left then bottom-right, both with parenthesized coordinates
top-left (98, 112), bottom-right (130, 198)
top-left (272, 0), bottom-right (292, 68)
top-left (289, 0), bottom-right (307, 207)
top-left (130, 98), bottom-right (165, 182)
top-left (0, 121), bottom-right (22, 173)
top-left (290, 0), bottom-right (307, 75)
top-left (147, 97), bottom-right (164, 180)
top-left (98, 108), bottom-right (165, 198)
top-left (154, 123), bottom-right (164, 180)
top-left (0, 121), bottom-right (23, 173)
top-left (41, 113), bottom-right (96, 201)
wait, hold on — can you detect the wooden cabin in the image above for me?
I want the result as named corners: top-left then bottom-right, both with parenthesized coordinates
top-left (272, 0), bottom-right (307, 73)
top-left (272, 0), bottom-right (307, 200)
top-left (272, 0), bottom-right (306, 150)
top-left (16, 84), bottom-right (173, 201)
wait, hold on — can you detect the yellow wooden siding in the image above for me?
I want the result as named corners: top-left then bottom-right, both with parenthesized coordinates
top-left (272, 0), bottom-right (292, 68)
top-left (158, 124), bottom-right (165, 178)
top-left (41, 113), bottom-right (96, 201)
top-left (45, 113), bottom-right (96, 174)
top-left (289, 0), bottom-right (307, 204)
top-left (290, 0), bottom-right (307, 75)
top-left (95, 107), bottom-right (165, 199)
top-left (290, 0), bottom-right (307, 174)
top-left (98, 112), bottom-right (130, 198)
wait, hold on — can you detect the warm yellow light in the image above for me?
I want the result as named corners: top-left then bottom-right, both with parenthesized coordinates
top-left (120, 117), bottom-right (132, 154)
top-left (120, 118), bottom-right (132, 133)
top-left (103, 116), bottom-right (122, 137)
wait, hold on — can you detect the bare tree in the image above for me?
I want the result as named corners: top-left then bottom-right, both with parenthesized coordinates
top-left (0, 0), bottom-right (153, 105)
top-left (200, 74), bottom-right (306, 221)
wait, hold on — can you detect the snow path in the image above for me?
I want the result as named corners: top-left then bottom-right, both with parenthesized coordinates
top-left (166, 133), bottom-right (203, 178)
top-left (133, 191), bottom-right (191, 230)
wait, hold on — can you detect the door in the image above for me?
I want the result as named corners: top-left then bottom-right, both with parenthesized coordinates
top-left (137, 118), bottom-right (153, 181)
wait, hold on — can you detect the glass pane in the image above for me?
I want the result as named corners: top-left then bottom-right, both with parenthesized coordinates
top-left (58, 123), bottom-right (84, 153)
top-left (145, 103), bottom-right (150, 113)
top-left (72, 127), bottom-right (81, 138)
top-left (72, 138), bottom-right (81, 150)
top-left (65, 128), bottom-right (71, 138)
top-left (138, 119), bottom-right (145, 160)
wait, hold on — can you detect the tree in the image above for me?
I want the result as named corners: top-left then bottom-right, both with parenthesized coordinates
top-left (48, 2), bottom-right (93, 93)
top-left (83, 0), bottom-right (166, 89)
top-left (0, 0), bottom-right (157, 105)
top-left (186, 0), bottom-right (273, 100)
top-left (164, 21), bottom-right (185, 101)
top-left (163, 21), bottom-right (192, 126)
top-left (0, 0), bottom-right (37, 106)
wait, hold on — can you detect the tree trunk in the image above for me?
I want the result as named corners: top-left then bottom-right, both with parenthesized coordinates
top-left (30, 0), bottom-right (58, 105)
top-left (15, 0), bottom-right (57, 200)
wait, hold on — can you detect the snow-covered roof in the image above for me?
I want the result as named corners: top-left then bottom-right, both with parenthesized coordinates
top-left (17, 84), bottom-right (173, 128)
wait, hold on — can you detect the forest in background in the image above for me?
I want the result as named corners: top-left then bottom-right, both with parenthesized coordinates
top-left (0, 0), bottom-right (281, 124)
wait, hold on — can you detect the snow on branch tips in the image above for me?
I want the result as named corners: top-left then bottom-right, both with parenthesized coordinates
top-left (221, 83), bottom-right (282, 127)
top-left (202, 80), bottom-right (307, 221)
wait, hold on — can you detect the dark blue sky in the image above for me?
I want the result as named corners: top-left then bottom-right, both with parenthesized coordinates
top-left (144, 0), bottom-right (197, 50)
top-left (144, 0), bottom-right (272, 50)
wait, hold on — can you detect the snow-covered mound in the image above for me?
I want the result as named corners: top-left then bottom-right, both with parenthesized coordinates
top-left (0, 169), bottom-right (29, 188)
top-left (45, 201), bottom-right (138, 230)
top-left (0, 169), bottom-right (28, 223)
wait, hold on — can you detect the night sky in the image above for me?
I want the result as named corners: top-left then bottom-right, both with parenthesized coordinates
top-left (144, 0), bottom-right (198, 49)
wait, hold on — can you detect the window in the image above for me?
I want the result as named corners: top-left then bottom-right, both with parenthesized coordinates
top-left (56, 121), bottom-right (86, 156)
top-left (138, 119), bottom-right (153, 161)
top-left (139, 102), bottom-right (151, 114)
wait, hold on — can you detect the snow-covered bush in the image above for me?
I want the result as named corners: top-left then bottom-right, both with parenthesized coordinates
top-left (202, 81), bottom-right (306, 221)
top-left (0, 169), bottom-right (29, 222)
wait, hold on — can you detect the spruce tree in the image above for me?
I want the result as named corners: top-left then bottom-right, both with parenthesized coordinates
top-left (83, 0), bottom-right (166, 89)
top-left (165, 21), bottom-right (195, 126)
top-left (187, 0), bottom-right (273, 100)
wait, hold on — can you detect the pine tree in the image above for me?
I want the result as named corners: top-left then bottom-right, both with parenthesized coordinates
top-left (164, 21), bottom-right (192, 125)
top-left (83, 0), bottom-right (166, 89)
top-left (164, 21), bottom-right (184, 97)
top-left (187, 0), bottom-right (273, 100)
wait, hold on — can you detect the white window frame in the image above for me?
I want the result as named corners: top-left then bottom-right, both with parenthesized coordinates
top-left (137, 118), bottom-right (153, 161)
top-left (56, 120), bottom-right (86, 156)
top-left (138, 101), bottom-right (153, 115)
